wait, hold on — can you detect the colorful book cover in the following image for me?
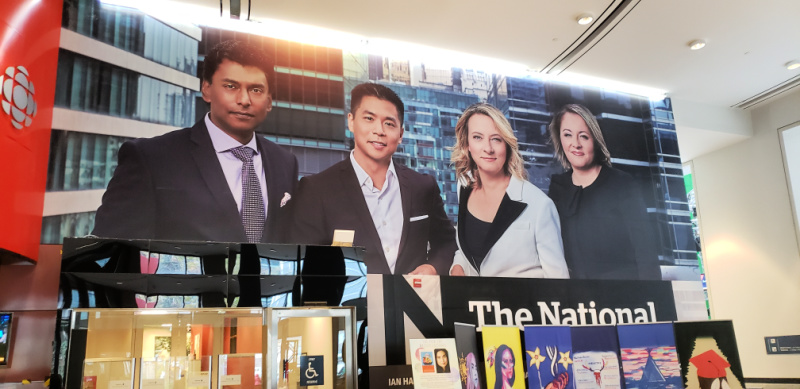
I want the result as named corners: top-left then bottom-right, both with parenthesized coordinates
top-left (617, 323), bottom-right (683, 389)
top-left (524, 325), bottom-right (574, 389)
top-left (481, 326), bottom-right (525, 389)
top-left (410, 338), bottom-right (461, 389)
top-left (455, 323), bottom-right (485, 389)
top-left (674, 321), bottom-right (744, 389)
top-left (571, 326), bottom-right (623, 389)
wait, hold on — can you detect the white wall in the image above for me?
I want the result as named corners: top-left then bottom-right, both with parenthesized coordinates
top-left (691, 87), bottom-right (800, 378)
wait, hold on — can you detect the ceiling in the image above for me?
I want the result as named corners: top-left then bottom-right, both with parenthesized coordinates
top-left (183, 0), bottom-right (800, 161)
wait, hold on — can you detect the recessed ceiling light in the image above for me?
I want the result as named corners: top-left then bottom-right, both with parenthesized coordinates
top-left (688, 40), bottom-right (706, 50)
top-left (786, 60), bottom-right (800, 70)
top-left (577, 14), bottom-right (593, 25)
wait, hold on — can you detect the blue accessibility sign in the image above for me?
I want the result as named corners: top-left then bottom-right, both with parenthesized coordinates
top-left (299, 355), bottom-right (324, 386)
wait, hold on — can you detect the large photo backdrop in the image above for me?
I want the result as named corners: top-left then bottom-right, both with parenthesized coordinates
top-left (45, 22), bottom-right (699, 282)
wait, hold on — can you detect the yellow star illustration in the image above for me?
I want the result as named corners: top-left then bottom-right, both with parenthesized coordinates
top-left (527, 347), bottom-right (547, 369)
top-left (558, 351), bottom-right (573, 370)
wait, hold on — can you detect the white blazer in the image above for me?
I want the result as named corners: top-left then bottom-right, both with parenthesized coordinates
top-left (451, 176), bottom-right (569, 278)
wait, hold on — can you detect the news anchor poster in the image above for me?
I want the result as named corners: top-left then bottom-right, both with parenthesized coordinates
top-left (44, 23), bottom-right (699, 283)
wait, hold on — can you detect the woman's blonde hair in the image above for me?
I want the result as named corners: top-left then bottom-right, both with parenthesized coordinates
top-left (451, 103), bottom-right (527, 188)
top-left (548, 104), bottom-right (612, 170)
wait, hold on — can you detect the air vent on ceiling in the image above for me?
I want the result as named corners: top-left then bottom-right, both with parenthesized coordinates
top-left (542, 0), bottom-right (641, 75)
top-left (732, 75), bottom-right (800, 110)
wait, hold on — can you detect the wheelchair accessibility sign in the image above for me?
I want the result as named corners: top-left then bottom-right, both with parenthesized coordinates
top-left (299, 355), bottom-right (324, 386)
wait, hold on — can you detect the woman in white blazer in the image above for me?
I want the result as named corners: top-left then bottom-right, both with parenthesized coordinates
top-left (449, 103), bottom-right (569, 278)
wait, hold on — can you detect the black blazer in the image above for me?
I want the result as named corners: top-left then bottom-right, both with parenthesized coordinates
top-left (288, 159), bottom-right (456, 275)
top-left (92, 120), bottom-right (298, 243)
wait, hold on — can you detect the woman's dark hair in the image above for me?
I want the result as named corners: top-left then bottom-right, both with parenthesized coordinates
top-left (494, 345), bottom-right (514, 389)
top-left (434, 348), bottom-right (450, 373)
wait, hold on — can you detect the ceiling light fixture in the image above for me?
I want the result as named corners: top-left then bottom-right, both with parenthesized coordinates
top-left (786, 60), bottom-right (800, 70)
top-left (688, 40), bottom-right (706, 50)
top-left (576, 14), bottom-right (593, 25)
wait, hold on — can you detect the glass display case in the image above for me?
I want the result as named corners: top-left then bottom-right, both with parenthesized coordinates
top-left (66, 307), bottom-right (358, 388)
top-left (58, 239), bottom-right (366, 389)
top-left (265, 307), bottom-right (357, 389)
top-left (68, 308), bottom-right (263, 389)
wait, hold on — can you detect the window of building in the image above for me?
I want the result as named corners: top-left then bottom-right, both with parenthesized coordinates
top-left (41, 211), bottom-right (96, 244)
top-left (55, 50), bottom-right (196, 128)
top-left (47, 130), bottom-right (132, 192)
top-left (63, 0), bottom-right (198, 75)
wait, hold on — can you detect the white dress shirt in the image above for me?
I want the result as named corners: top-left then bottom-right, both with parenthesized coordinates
top-left (205, 114), bottom-right (269, 219)
top-left (350, 152), bottom-right (404, 273)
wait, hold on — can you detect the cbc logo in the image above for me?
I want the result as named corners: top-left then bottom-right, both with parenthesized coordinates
top-left (1, 65), bottom-right (38, 130)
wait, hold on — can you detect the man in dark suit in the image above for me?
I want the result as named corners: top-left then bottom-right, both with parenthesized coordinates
top-left (93, 40), bottom-right (297, 243)
top-left (289, 83), bottom-right (456, 274)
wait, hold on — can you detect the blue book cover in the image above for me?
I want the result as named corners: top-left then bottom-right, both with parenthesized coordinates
top-left (617, 323), bottom-right (683, 389)
top-left (524, 325), bottom-right (574, 389)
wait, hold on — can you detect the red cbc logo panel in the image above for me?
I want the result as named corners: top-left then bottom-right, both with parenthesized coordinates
top-left (0, 0), bottom-right (62, 261)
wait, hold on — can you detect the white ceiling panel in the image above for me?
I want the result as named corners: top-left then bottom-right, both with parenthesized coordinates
top-left (563, 0), bottom-right (800, 107)
top-left (248, 0), bottom-right (617, 70)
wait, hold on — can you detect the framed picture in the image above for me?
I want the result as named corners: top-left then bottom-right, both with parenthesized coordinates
top-left (0, 312), bottom-right (11, 366)
top-left (154, 336), bottom-right (171, 361)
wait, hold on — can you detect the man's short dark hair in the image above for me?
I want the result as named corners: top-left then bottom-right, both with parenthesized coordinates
top-left (203, 40), bottom-right (274, 93)
top-left (350, 83), bottom-right (405, 126)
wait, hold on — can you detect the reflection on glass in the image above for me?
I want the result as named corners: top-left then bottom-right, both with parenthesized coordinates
top-left (171, 356), bottom-right (212, 389)
top-left (82, 358), bottom-right (134, 389)
top-left (60, 238), bottom-right (367, 310)
top-left (140, 359), bottom-right (169, 388)
top-left (266, 258), bottom-right (298, 275)
top-left (262, 293), bottom-right (291, 308)
top-left (219, 354), bottom-right (263, 389)
top-left (140, 251), bottom-right (203, 275)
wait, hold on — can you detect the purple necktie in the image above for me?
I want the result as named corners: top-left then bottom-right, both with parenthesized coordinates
top-left (230, 146), bottom-right (265, 243)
